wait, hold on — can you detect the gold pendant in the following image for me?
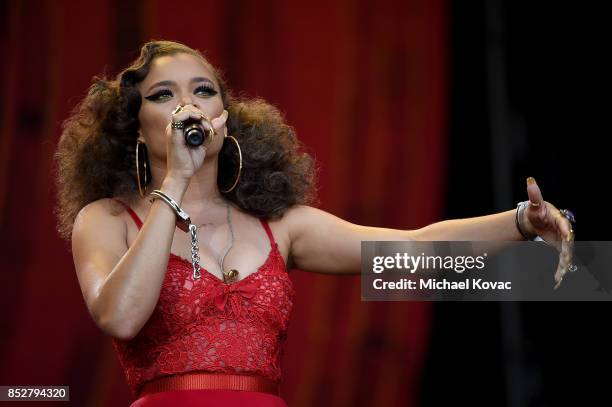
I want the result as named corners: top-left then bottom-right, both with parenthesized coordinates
top-left (223, 269), bottom-right (239, 284)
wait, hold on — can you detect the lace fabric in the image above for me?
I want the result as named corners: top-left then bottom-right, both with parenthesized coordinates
top-left (111, 200), bottom-right (295, 397)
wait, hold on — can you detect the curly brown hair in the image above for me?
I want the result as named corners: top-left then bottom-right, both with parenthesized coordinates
top-left (54, 40), bottom-right (319, 242)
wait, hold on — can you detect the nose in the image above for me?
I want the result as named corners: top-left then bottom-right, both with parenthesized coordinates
top-left (177, 93), bottom-right (199, 110)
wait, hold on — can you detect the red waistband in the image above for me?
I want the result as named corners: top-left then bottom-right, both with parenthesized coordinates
top-left (139, 372), bottom-right (280, 397)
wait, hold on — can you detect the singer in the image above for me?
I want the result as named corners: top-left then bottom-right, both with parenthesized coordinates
top-left (54, 40), bottom-right (575, 406)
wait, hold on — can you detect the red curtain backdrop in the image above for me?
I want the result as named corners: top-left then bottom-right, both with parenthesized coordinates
top-left (0, 0), bottom-right (447, 406)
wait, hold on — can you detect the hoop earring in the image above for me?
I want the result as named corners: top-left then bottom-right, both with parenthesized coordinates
top-left (136, 140), bottom-right (149, 197)
top-left (220, 128), bottom-right (242, 193)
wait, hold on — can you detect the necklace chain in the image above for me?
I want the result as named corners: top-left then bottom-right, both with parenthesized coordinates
top-left (148, 191), bottom-right (236, 282)
top-left (189, 202), bottom-right (236, 282)
top-left (219, 202), bottom-right (235, 273)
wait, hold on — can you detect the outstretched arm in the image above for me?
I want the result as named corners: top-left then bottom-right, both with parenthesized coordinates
top-left (283, 205), bottom-right (521, 276)
top-left (285, 178), bottom-right (574, 284)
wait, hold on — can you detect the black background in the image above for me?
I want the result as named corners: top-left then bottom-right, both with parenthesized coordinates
top-left (421, 2), bottom-right (609, 406)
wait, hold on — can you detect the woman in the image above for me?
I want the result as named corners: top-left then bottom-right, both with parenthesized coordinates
top-left (54, 40), bottom-right (575, 406)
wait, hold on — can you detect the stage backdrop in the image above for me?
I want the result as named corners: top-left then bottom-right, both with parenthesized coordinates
top-left (0, 0), bottom-right (446, 405)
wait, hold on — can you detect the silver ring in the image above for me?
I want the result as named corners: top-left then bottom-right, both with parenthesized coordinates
top-left (171, 121), bottom-right (184, 130)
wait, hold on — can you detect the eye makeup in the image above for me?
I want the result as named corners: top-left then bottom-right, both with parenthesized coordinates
top-left (144, 84), bottom-right (218, 102)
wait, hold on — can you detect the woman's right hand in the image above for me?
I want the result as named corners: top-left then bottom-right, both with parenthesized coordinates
top-left (164, 104), bottom-right (211, 183)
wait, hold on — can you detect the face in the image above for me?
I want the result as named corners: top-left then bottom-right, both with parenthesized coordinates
top-left (137, 52), bottom-right (225, 160)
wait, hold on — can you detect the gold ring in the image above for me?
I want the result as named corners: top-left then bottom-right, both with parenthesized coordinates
top-left (529, 201), bottom-right (540, 208)
top-left (172, 104), bottom-right (184, 115)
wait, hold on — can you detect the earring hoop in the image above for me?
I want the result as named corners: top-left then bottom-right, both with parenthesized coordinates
top-left (220, 130), bottom-right (242, 193)
top-left (203, 116), bottom-right (216, 145)
top-left (136, 140), bottom-right (149, 197)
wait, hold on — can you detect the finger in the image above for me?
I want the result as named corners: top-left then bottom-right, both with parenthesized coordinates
top-left (544, 212), bottom-right (569, 250)
top-left (172, 109), bottom-right (205, 124)
top-left (548, 238), bottom-right (562, 252)
top-left (561, 219), bottom-right (575, 266)
top-left (526, 177), bottom-right (544, 209)
top-left (555, 211), bottom-right (574, 243)
top-left (179, 106), bottom-right (219, 133)
top-left (553, 234), bottom-right (575, 290)
top-left (554, 241), bottom-right (573, 290)
top-left (553, 208), bottom-right (574, 290)
top-left (210, 109), bottom-right (228, 130)
top-left (554, 254), bottom-right (568, 289)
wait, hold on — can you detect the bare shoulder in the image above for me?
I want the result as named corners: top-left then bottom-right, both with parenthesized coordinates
top-left (260, 205), bottom-right (314, 268)
top-left (74, 198), bottom-right (127, 228)
top-left (277, 204), bottom-right (329, 230)
top-left (72, 198), bottom-right (128, 253)
top-left (267, 204), bottom-right (323, 242)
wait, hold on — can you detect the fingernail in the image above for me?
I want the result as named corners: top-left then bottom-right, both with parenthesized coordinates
top-left (527, 177), bottom-right (536, 185)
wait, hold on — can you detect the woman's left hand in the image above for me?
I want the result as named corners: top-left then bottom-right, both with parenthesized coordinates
top-left (522, 177), bottom-right (575, 290)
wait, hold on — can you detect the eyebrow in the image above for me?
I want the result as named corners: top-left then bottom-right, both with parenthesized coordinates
top-left (146, 77), bottom-right (214, 93)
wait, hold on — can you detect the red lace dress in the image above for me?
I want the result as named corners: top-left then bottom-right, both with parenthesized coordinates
top-left (112, 201), bottom-right (295, 406)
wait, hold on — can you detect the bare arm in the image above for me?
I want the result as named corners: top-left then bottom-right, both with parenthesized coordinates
top-left (72, 178), bottom-right (188, 340)
top-left (284, 205), bottom-right (525, 275)
top-left (72, 105), bottom-right (229, 340)
top-left (284, 205), bottom-right (418, 275)
top-left (415, 209), bottom-right (524, 241)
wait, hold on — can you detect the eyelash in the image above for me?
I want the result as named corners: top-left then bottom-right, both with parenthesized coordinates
top-left (145, 85), bottom-right (218, 101)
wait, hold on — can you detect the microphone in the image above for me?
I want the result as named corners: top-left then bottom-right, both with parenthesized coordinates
top-left (183, 118), bottom-right (214, 148)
